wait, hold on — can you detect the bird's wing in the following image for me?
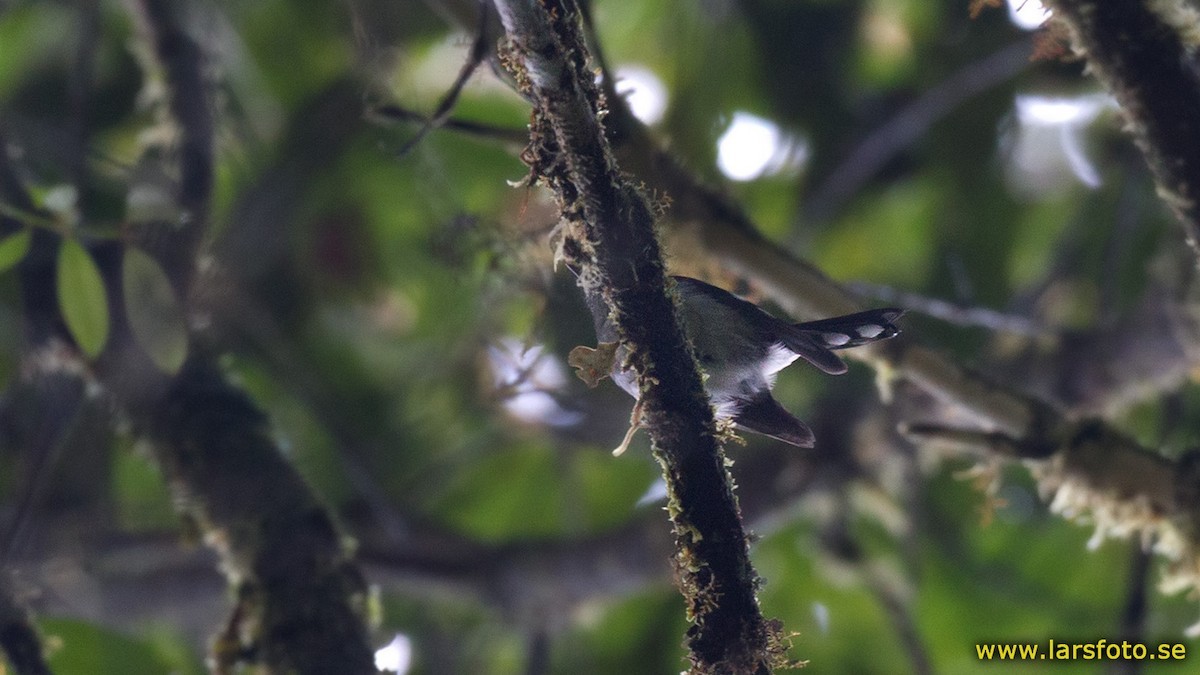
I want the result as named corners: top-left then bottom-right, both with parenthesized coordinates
top-left (771, 326), bottom-right (849, 374)
top-left (670, 275), bottom-right (901, 373)
top-left (732, 390), bottom-right (816, 448)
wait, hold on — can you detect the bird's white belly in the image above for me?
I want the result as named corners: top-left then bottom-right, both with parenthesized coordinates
top-left (611, 343), bottom-right (797, 421)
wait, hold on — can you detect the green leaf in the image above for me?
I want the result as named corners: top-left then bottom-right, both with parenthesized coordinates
top-left (0, 228), bottom-right (31, 272)
top-left (111, 435), bottom-right (180, 530)
top-left (41, 617), bottom-right (176, 675)
top-left (122, 247), bottom-right (188, 375)
top-left (57, 238), bottom-right (109, 358)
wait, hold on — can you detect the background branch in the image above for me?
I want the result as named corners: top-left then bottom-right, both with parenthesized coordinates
top-left (0, 1), bottom-right (379, 671)
top-left (1045, 0), bottom-right (1200, 256)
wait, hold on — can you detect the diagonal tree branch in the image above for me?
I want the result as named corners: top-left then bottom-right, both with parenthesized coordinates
top-left (1, 1), bottom-right (380, 671)
top-left (493, 0), bottom-right (788, 671)
top-left (127, 0), bottom-right (213, 291)
top-left (1043, 0), bottom-right (1200, 256)
top-left (115, 3), bottom-right (378, 672)
top-left (137, 360), bottom-right (377, 674)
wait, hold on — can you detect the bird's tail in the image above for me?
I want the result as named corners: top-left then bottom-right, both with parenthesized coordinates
top-left (774, 308), bottom-right (904, 375)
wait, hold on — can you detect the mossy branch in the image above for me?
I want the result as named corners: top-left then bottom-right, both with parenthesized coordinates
top-left (1045, 0), bottom-right (1200, 254)
top-left (493, 0), bottom-right (787, 671)
top-left (126, 0), bottom-right (213, 293)
top-left (121, 3), bottom-right (378, 671)
top-left (141, 359), bottom-right (377, 674)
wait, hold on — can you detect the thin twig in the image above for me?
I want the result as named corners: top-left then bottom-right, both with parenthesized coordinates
top-left (1110, 545), bottom-right (1152, 675)
top-left (0, 367), bottom-right (89, 565)
top-left (370, 104), bottom-right (528, 146)
top-left (900, 422), bottom-right (1055, 459)
top-left (848, 280), bottom-right (1047, 336)
top-left (68, 0), bottom-right (100, 207)
top-left (868, 572), bottom-right (934, 675)
top-left (803, 38), bottom-right (1033, 224)
top-left (396, 2), bottom-right (492, 158)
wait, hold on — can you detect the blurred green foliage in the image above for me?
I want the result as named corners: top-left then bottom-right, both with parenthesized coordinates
top-left (41, 618), bottom-right (203, 675)
top-left (1, 0), bottom-right (1197, 673)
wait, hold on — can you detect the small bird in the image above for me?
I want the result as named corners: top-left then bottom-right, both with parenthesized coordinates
top-left (592, 276), bottom-right (902, 451)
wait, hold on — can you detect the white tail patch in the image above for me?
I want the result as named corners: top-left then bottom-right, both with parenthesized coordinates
top-left (822, 332), bottom-right (851, 347)
top-left (856, 324), bottom-right (884, 338)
